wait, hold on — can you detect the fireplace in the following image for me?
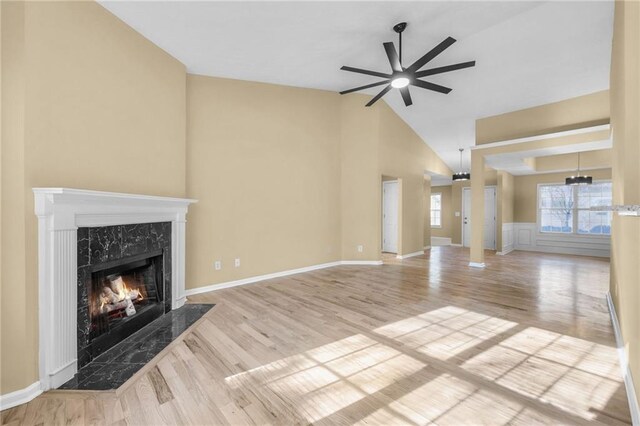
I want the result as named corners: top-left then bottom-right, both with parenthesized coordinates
top-left (87, 250), bottom-right (165, 358)
top-left (77, 222), bottom-right (173, 369)
top-left (34, 188), bottom-right (196, 390)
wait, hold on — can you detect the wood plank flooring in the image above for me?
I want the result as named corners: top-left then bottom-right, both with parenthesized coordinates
top-left (2, 247), bottom-right (632, 425)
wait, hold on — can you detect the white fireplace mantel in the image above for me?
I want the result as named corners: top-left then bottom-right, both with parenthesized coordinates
top-left (33, 188), bottom-right (197, 391)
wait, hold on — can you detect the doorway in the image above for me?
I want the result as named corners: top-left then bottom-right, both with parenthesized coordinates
top-left (462, 186), bottom-right (496, 250)
top-left (382, 180), bottom-right (399, 253)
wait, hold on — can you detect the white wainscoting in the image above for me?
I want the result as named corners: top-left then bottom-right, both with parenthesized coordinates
top-left (497, 223), bottom-right (515, 255)
top-left (431, 236), bottom-right (451, 246)
top-left (513, 223), bottom-right (610, 258)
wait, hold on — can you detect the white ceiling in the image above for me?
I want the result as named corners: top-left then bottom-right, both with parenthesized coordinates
top-left (100, 1), bottom-right (614, 172)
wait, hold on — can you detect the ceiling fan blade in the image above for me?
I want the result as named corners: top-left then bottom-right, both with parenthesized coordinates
top-left (406, 37), bottom-right (457, 73)
top-left (339, 80), bottom-right (391, 95)
top-left (399, 86), bottom-right (412, 106)
top-left (366, 85), bottom-right (392, 107)
top-left (411, 79), bottom-right (452, 94)
top-left (341, 66), bottom-right (392, 79)
top-left (414, 61), bottom-right (476, 78)
top-left (383, 42), bottom-right (402, 72)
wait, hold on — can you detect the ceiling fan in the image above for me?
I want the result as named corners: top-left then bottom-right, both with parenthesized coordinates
top-left (339, 22), bottom-right (476, 107)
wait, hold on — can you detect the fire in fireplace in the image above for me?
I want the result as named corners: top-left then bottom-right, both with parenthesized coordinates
top-left (88, 250), bottom-right (165, 358)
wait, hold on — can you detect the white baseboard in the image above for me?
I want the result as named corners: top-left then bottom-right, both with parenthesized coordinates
top-left (431, 237), bottom-right (451, 246)
top-left (396, 251), bottom-right (424, 260)
top-left (0, 382), bottom-right (42, 411)
top-left (423, 245), bottom-right (431, 250)
top-left (451, 243), bottom-right (463, 247)
top-left (496, 247), bottom-right (514, 256)
top-left (469, 262), bottom-right (486, 268)
top-left (341, 260), bottom-right (384, 265)
top-left (607, 292), bottom-right (640, 425)
top-left (185, 260), bottom-right (382, 296)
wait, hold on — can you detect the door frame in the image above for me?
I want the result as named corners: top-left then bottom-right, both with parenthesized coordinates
top-left (382, 180), bottom-right (399, 253)
top-left (461, 185), bottom-right (497, 250)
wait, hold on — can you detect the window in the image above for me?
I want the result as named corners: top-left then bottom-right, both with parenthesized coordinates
top-left (538, 182), bottom-right (611, 235)
top-left (430, 193), bottom-right (442, 228)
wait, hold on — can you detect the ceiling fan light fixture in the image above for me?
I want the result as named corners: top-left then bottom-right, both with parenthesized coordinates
top-left (391, 77), bottom-right (410, 88)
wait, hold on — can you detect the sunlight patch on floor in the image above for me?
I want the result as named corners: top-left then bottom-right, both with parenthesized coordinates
top-left (462, 326), bottom-right (623, 421)
top-left (222, 307), bottom-right (624, 424)
top-left (224, 334), bottom-right (427, 423)
top-left (375, 306), bottom-right (518, 360)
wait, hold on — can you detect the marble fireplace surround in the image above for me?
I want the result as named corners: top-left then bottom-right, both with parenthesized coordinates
top-left (33, 188), bottom-right (197, 391)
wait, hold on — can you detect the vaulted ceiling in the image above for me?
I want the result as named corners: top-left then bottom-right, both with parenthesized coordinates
top-left (100, 1), bottom-right (614, 172)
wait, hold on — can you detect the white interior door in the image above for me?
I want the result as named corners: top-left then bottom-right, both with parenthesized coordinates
top-left (382, 181), bottom-right (399, 253)
top-left (463, 188), bottom-right (472, 247)
top-left (462, 187), bottom-right (496, 249)
top-left (484, 187), bottom-right (496, 250)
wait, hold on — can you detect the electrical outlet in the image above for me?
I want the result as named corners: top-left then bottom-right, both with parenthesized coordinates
top-left (357, 245), bottom-right (363, 253)
top-left (455, 211), bottom-right (461, 217)
top-left (214, 261), bottom-right (221, 270)
top-left (234, 258), bottom-right (240, 267)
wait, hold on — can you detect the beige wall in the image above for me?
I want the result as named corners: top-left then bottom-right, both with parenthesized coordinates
top-left (431, 185), bottom-right (453, 239)
top-left (610, 0), bottom-right (640, 408)
top-left (476, 90), bottom-right (610, 144)
top-left (186, 79), bottom-right (450, 291)
top-left (423, 177), bottom-right (431, 246)
top-left (377, 102), bottom-right (449, 255)
top-left (1, 1), bottom-right (186, 394)
top-left (513, 169), bottom-right (612, 223)
top-left (340, 96), bottom-right (383, 260)
top-left (534, 149), bottom-right (612, 173)
top-left (186, 75), bottom-right (342, 286)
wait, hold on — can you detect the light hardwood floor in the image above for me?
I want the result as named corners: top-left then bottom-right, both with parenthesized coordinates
top-left (2, 247), bottom-right (632, 425)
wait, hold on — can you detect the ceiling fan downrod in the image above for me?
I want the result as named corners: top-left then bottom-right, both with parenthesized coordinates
top-left (393, 22), bottom-right (407, 67)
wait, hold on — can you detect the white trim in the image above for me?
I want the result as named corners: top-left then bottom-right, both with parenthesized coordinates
top-left (497, 223), bottom-right (515, 255)
top-left (536, 180), bottom-right (612, 239)
top-left (0, 382), bottom-right (42, 411)
top-left (513, 222), bottom-right (610, 257)
top-left (471, 124), bottom-right (610, 151)
top-left (185, 260), bottom-right (383, 296)
top-left (431, 237), bottom-right (451, 246)
top-left (341, 260), bottom-right (384, 266)
top-left (469, 262), bottom-right (486, 268)
top-left (423, 245), bottom-right (432, 250)
top-left (607, 292), bottom-right (640, 426)
top-left (396, 251), bottom-right (424, 260)
top-left (451, 243), bottom-right (463, 247)
top-left (32, 188), bottom-right (197, 391)
top-left (496, 249), bottom-right (514, 256)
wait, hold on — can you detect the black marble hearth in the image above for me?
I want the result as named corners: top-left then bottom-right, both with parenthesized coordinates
top-left (60, 304), bottom-right (214, 391)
